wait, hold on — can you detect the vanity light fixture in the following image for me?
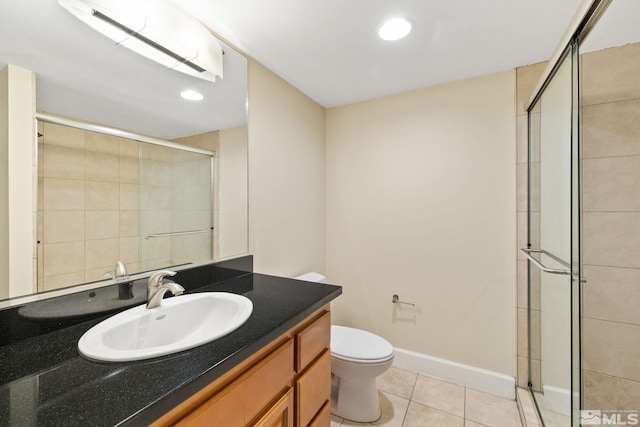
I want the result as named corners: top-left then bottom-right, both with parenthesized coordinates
top-left (180, 89), bottom-right (204, 101)
top-left (378, 18), bottom-right (413, 41)
top-left (58, 0), bottom-right (223, 82)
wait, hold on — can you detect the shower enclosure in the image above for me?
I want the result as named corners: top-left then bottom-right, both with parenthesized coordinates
top-left (36, 115), bottom-right (215, 291)
top-left (138, 142), bottom-right (213, 272)
top-left (523, 0), bottom-right (640, 426)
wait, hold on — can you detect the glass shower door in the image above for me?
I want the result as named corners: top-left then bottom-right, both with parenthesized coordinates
top-left (525, 43), bottom-right (581, 427)
top-left (138, 143), bottom-right (214, 272)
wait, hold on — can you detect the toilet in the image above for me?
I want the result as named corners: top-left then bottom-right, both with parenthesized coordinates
top-left (294, 273), bottom-right (395, 423)
top-left (330, 325), bottom-right (394, 422)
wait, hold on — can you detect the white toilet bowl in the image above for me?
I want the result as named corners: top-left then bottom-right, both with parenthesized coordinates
top-left (331, 325), bottom-right (394, 422)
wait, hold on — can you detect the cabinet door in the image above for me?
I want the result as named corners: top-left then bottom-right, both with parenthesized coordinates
top-left (175, 340), bottom-right (294, 426)
top-left (252, 388), bottom-right (294, 427)
top-left (244, 339), bottom-right (295, 421)
top-left (296, 350), bottom-right (331, 426)
top-left (308, 401), bottom-right (331, 427)
top-left (295, 311), bottom-right (330, 372)
top-left (176, 380), bottom-right (245, 427)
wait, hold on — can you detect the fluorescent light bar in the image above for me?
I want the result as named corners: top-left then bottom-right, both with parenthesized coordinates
top-left (92, 9), bottom-right (206, 73)
top-left (58, 0), bottom-right (223, 82)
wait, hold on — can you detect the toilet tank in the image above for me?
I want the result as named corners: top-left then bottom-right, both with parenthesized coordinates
top-left (294, 272), bottom-right (326, 283)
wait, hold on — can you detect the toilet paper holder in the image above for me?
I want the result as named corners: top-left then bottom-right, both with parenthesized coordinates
top-left (392, 294), bottom-right (415, 306)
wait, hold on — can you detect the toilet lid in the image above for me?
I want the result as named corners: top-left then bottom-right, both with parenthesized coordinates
top-left (331, 325), bottom-right (394, 361)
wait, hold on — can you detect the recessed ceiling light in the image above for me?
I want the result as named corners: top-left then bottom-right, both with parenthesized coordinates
top-left (378, 18), bottom-right (412, 41)
top-left (180, 90), bottom-right (204, 101)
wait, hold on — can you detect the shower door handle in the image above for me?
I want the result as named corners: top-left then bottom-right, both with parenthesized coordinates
top-left (520, 248), bottom-right (572, 275)
top-left (147, 229), bottom-right (211, 238)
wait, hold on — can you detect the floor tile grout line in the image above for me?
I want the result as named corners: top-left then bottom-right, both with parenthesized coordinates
top-left (403, 374), bottom-right (417, 427)
top-left (409, 372), bottom-right (418, 401)
top-left (399, 399), bottom-right (410, 427)
top-left (378, 388), bottom-right (413, 401)
top-left (463, 384), bottom-right (467, 421)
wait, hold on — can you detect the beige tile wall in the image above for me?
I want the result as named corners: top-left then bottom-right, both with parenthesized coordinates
top-left (580, 42), bottom-right (640, 411)
top-left (37, 122), bottom-right (140, 291)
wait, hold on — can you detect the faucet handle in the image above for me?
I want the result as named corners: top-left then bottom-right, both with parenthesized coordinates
top-left (148, 270), bottom-right (177, 288)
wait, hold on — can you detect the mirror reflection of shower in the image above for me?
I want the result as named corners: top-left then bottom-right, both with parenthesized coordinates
top-left (37, 117), bottom-right (247, 292)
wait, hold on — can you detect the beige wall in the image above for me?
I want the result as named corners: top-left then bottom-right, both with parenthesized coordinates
top-left (219, 126), bottom-right (248, 258)
top-left (326, 71), bottom-right (517, 375)
top-left (0, 66), bottom-right (9, 300)
top-left (247, 59), bottom-right (326, 276)
top-left (0, 65), bottom-right (35, 299)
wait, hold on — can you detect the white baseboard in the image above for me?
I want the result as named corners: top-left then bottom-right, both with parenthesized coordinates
top-left (542, 384), bottom-right (571, 416)
top-left (392, 347), bottom-right (516, 399)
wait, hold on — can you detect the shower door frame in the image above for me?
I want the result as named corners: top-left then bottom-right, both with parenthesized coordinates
top-left (524, 0), bottom-right (613, 425)
top-left (525, 42), bottom-right (579, 427)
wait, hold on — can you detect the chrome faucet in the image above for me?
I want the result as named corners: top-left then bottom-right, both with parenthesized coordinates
top-left (104, 261), bottom-right (133, 300)
top-left (104, 261), bottom-right (129, 282)
top-left (115, 261), bottom-right (128, 280)
top-left (146, 270), bottom-right (185, 309)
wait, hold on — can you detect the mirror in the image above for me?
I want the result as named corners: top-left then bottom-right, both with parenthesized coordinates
top-left (0, 0), bottom-right (248, 302)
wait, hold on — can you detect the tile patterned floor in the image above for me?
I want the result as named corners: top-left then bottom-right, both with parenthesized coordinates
top-left (330, 367), bottom-right (523, 427)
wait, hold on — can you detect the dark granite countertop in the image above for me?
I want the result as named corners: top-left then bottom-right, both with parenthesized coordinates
top-left (0, 260), bottom-right (341, 426)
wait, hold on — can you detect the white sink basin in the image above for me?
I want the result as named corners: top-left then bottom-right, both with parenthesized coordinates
top-left (78, 292), bottom-right (253, 362)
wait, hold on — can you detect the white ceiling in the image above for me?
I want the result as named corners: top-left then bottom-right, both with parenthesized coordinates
top-left (175, 0), bottom-right (585, 107)
top-left (2, 0), bottom-right (637, 138)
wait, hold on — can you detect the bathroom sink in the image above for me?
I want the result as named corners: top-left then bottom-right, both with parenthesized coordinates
top-left (78, 292), bottom-right (253, 362)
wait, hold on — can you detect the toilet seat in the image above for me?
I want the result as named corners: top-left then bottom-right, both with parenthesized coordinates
top-left (332, 352), bottom-right (394, 364)
top-left (331, 325), bottom-right (394, 363)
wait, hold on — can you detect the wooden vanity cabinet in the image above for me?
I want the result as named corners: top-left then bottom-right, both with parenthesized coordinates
top-left (297, 349), bottom-right (331, 426)
top-left (152, 305), bottom-right (332, 427)
top-left (253, 388), bottom-right (294, 427)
